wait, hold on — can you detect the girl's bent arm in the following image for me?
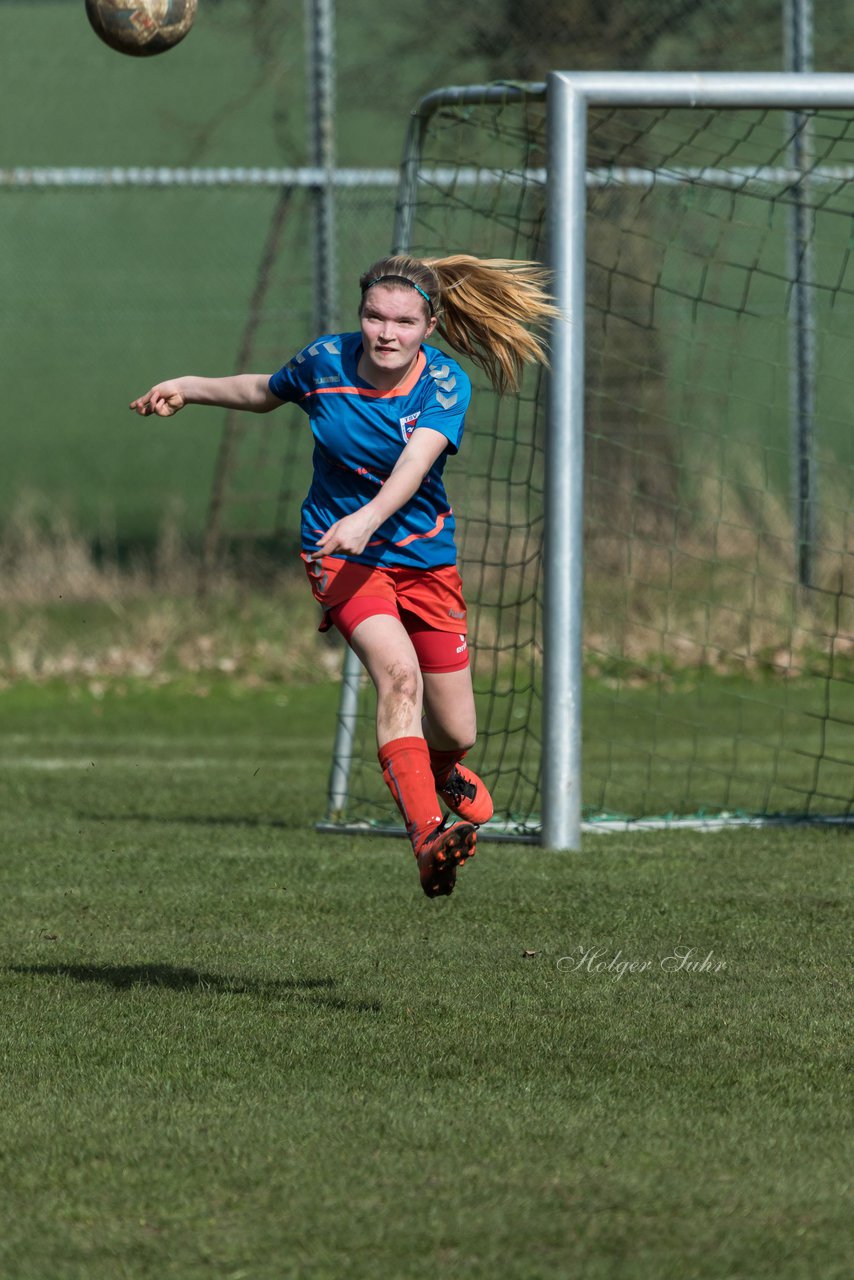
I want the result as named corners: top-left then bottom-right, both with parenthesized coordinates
top-left (312, 427), bottom-right (450, 559)
top-left (130, 373), bottom-right (280, 417)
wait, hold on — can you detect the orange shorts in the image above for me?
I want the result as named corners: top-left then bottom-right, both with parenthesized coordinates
top-left (302, 555), bottom-right (469, 673)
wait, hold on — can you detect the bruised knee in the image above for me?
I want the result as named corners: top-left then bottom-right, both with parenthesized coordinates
top-left (377, 659), bottom-right (422, 721)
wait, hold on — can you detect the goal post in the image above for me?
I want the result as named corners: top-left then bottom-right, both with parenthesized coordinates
top-left (322, 71), bottom-right (854, 848)
top-left (544, 71), bottom-right (854, 848)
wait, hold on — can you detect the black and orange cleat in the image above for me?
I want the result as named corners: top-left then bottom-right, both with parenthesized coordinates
top-left (437, 764), bottom-right (494, 826)
top-left (415, 820), bottom-right (477, 898)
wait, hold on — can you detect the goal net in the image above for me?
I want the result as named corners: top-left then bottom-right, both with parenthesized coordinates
top-left (323, 75), bottom-right (854, 837)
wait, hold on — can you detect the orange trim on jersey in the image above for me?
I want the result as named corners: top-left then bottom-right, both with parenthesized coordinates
top-left (389, 509), bottom-right (452, 548)
top-left (301, 350), bottom-right (426, 400)
top-left (310, 509), bottom-right (452, 551)
top-left (360, 509), bottom-right (452, 549)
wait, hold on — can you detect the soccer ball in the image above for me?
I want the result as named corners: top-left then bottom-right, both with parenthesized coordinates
top-left (85, 0), bottom-right (198, 58)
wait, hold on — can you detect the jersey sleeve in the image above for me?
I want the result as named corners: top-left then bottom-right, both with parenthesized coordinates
top-left (416, 359), bottom-right (472, 454)
top-left (267, 345), bottom-right (316, 404)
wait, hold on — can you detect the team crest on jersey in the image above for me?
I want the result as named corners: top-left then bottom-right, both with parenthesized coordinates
top-left (399, 411), bottom-right (421, 442)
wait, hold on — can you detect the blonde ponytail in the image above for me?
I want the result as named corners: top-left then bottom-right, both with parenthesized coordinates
top-left (359, 253), bottom-right (557, 394)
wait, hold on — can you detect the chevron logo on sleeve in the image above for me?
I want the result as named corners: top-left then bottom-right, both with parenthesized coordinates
top-left (435, 390), bottom-right (458, 409)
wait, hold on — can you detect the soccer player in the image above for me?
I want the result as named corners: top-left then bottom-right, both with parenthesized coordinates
top-left (130, 254), bottom-right (555, 897)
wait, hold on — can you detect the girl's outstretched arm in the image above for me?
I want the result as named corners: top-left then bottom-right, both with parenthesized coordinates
top-left (130, 373), bottom-right (281, 417)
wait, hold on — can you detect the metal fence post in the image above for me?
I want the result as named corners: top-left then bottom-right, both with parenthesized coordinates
top-left (784, 0), bottom-right (818, 587)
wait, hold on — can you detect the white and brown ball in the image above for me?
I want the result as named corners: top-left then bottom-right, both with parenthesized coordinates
top-left (85, 0), bottom-right (198, 58)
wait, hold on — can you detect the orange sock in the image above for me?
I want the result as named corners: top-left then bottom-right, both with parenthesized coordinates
top-left (427, 746), bottom-right (466, 788)
top-left (378, 736), bottom-right (443, 852)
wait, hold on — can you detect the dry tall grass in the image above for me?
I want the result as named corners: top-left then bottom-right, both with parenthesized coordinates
top-left (584, 463), bottom-right (854, 679)
top-left (2, 471), bottom-right (852, 691)
top-left (460, 460), bottom-right (854, 684)
top-left (0, 499), bottom-right (340, 688)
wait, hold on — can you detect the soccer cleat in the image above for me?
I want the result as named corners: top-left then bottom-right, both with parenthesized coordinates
top-left (415, 821), bottom-right (477, 898)
top-left (437, 764), bottom-right (494, 826)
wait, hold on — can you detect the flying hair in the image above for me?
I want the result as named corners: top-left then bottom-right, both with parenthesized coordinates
top-left (359, 254), bottom-right (558, 394)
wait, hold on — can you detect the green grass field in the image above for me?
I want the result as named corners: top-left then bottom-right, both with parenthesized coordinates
top-left (2, 678), bottom-right (851, 1279)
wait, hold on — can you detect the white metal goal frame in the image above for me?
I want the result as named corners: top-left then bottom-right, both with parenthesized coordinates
top-left (321, 71), bottom-right (854, 851)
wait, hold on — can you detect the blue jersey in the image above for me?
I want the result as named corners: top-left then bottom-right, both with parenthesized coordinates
top-left (268, 332), bottom-right (471, 570)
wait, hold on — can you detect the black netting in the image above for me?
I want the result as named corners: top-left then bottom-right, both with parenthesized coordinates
top-left (329, 92), bottom-right (854, 829)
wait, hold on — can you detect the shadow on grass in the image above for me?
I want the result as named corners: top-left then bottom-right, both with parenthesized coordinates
top-left (9, 963), bottom-right (381, 1012)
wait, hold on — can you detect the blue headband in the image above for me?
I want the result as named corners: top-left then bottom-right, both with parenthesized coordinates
top-left (362, 274), bottom-right (434, 315)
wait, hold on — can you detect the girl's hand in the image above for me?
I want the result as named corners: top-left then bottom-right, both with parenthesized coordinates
top-left (313, 510), bottom-right (379, 559)
top-left (129, 381), bottom-right (187, 417)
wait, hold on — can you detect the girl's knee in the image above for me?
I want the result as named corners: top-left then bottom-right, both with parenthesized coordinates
top-left (423, 714), bottom-right (477, 754)
top-left (376, 657), bottom-right (422, 706)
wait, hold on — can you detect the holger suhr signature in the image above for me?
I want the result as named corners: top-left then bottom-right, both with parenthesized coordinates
top-left (557, 945), bottom-right (727, 979)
